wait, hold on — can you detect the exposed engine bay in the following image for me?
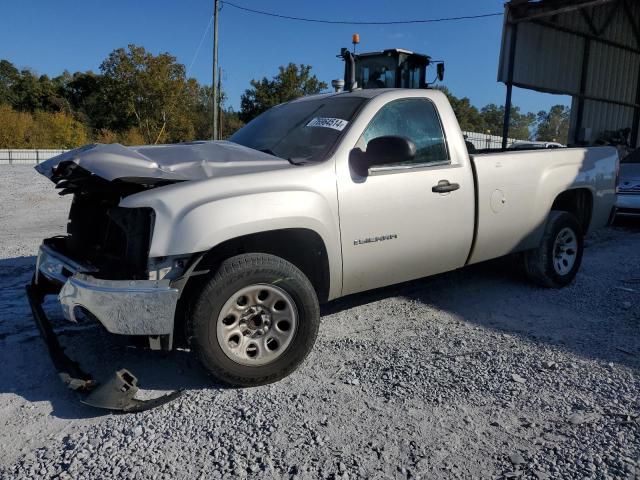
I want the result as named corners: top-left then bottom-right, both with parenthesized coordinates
top-left (42, 161), bottom-right (170, 279)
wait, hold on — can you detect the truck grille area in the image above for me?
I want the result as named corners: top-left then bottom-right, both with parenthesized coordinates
top-left (41, 162), bottom-right (161, 280)
top-left (48, 194), bottom-right (154, 280)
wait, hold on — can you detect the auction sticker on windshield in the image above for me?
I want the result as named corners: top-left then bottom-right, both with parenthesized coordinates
top-left (306, 117), bottom-right (349, 131)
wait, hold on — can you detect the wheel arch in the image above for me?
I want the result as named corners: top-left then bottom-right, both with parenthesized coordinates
top-left (550, 187), bottom-right (593, 233)
top-left (174, 228), bottom-right (331, 345)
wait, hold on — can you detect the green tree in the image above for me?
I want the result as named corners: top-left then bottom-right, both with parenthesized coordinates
top-left (535, 105), bottom-right (570, 143)
top-left (240, 63), bottom-right (327, 123)
top-left (0, 60), bottom-right (19, 106)
top-left (99, 44), bottom-right (198, 143)
top-left (480, 103), bottom-right (535, 140)
top-left (63, 71), bottom-right (110, 128)
top-left (437, 86), bottom-right (484, 132)
top-left (220, 109), bottom-right (244, 139)
top-left (9, 70), bottom-right (66, 113)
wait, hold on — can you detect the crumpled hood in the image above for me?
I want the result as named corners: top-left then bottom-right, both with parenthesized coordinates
top-left (35, 141), bottom-right (292, 183)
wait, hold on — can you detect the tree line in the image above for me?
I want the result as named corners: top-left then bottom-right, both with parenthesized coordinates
top-left (0, 44), bottom-right (569, 149)
top-left (439, 87), bottom-right (570, 142)
top-left (0, 45), bottom-right (244, 149)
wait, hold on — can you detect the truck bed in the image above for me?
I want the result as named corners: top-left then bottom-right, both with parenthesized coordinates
top-left (467, 147), bottom-right (618, 265)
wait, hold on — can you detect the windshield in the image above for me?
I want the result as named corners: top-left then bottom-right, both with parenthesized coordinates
top-left (229, 96), bottom-right (366, 163)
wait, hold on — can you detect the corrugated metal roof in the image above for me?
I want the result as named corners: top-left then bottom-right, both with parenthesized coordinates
top-left (553, 0), bottom-right (640, 46)
top-left (510, 22), bottom-right (585, 95)
top-left (582, 100), bottom-right (635, 135)
top-left (499, 0), bottom-right (640, 144)
top-left (586, 41), bottom-right (639, 105)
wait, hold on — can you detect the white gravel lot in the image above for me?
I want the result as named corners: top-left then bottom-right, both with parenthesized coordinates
top-left (0, 165), bottom-right (639, 480)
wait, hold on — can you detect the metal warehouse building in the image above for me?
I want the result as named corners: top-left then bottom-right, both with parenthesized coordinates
top-left (499, 0), bottom-right (640, 148)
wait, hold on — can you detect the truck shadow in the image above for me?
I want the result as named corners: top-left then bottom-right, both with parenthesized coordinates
top-left (1, 221), bottom-right (638, 419)
top-left (325, 220), bottom-right (640, 372)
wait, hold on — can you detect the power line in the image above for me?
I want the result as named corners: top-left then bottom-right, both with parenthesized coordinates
top-left (186, 15), bottom-right (214, 77)
top-left (221, 1), bottom-right (503, 25)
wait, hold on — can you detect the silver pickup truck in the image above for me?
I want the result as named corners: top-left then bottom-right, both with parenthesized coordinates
top-left (29, 89), bottom-right (618, 407)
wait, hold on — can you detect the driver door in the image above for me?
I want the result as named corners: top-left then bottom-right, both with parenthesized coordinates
top-left (337, 97), bottom-right (475, 295)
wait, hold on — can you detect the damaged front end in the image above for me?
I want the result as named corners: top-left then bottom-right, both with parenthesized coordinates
top-left (27, 152), bottom-right (187, 412)
top-left (26, 278), bottom-right (182, 413)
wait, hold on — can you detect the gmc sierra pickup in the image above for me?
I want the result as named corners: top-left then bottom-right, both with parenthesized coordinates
top-left (28, 89), bottom-right (618, 408)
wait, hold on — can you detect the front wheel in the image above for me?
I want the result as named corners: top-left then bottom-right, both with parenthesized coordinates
top-left (523, 210), bottom-right (584, 288)
top-left (189, 253), bottom-right (320, 386)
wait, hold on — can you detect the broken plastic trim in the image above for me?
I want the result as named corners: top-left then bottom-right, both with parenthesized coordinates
top-left (26, 278), bottom-right (182, 412)
top-left (81, 369), bottom-right (182, 413)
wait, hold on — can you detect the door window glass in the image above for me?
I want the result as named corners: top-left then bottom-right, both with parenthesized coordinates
top-left (361, 98), bottom-right (449, 166)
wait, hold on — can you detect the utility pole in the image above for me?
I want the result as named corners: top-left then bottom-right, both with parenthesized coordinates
top-left (212, 0), bottom-right (220, 140)
top-left (218, 66), bottom-right (223, 139)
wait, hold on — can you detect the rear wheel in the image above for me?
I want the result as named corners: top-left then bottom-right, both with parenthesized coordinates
top-left (189, 253), bottom-right (320, 386)
top-left (523, 210), bottom-right (584, 288)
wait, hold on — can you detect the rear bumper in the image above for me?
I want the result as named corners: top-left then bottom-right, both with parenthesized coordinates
top-left (36, 244), bottom-right (179, 336)
top-left (615, 194), bottom-right (640, 216)
top-left (616, 193), bottom-right (640, 217)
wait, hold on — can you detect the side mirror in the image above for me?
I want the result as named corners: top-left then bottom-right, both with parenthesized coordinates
top-left (436, 63), bottom-right (445, 82)
top-left (350, 136), bottom-right (416, 176)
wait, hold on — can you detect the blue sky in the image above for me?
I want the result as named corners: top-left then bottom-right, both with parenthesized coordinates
top-left (0, 0), bottom-right (569, 115)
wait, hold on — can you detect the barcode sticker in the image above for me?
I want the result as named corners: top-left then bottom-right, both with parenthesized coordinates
top-left (306, 117), bottom-right (349, 131)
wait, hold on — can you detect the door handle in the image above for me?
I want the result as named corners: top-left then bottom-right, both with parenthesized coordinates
top-left (432, 180), bottom-right (460, 193)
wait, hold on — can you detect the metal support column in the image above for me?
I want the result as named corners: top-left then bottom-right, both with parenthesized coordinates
top-left (502, 22), bottom-right (518, 149)
top-left (633, 59), bottom-right (640, 148)
top-left (574, 37), bottom-right (591, 144)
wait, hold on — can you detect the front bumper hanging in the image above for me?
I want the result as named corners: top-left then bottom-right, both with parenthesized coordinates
top-left (26, 278), bottom-right (182, 413)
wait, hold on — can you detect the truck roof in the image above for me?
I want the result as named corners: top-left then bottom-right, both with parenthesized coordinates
top-left (289, 88), bottom-right (434, 104)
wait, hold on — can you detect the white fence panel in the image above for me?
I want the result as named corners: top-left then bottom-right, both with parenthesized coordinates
top-left (0, 149), bottom-right (68, 165)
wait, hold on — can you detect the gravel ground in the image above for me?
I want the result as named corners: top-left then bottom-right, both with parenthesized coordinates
top-left (0, 165), bottom-right (639, 480)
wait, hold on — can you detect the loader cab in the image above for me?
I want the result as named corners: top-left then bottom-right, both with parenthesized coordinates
top-left (357, 49), bottom-right (430, 89)
top-left (339, 47), bottom-right (443, 91)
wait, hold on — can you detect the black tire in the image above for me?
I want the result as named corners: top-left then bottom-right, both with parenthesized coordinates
top-left (523, 210), bottom-right (584, 288)
top-left (189, 253), bottom-right (320, 386)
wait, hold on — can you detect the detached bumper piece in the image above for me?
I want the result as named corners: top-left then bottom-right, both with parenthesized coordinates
top-left (26, 278), bottom-right (182, 413)
top-left (81, 369), bottom-right (182, 413)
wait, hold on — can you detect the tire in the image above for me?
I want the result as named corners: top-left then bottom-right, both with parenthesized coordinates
top-left (189, 253), bottom-right (320, 386)
top-left (523, 210), bottom-right (584, 288)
